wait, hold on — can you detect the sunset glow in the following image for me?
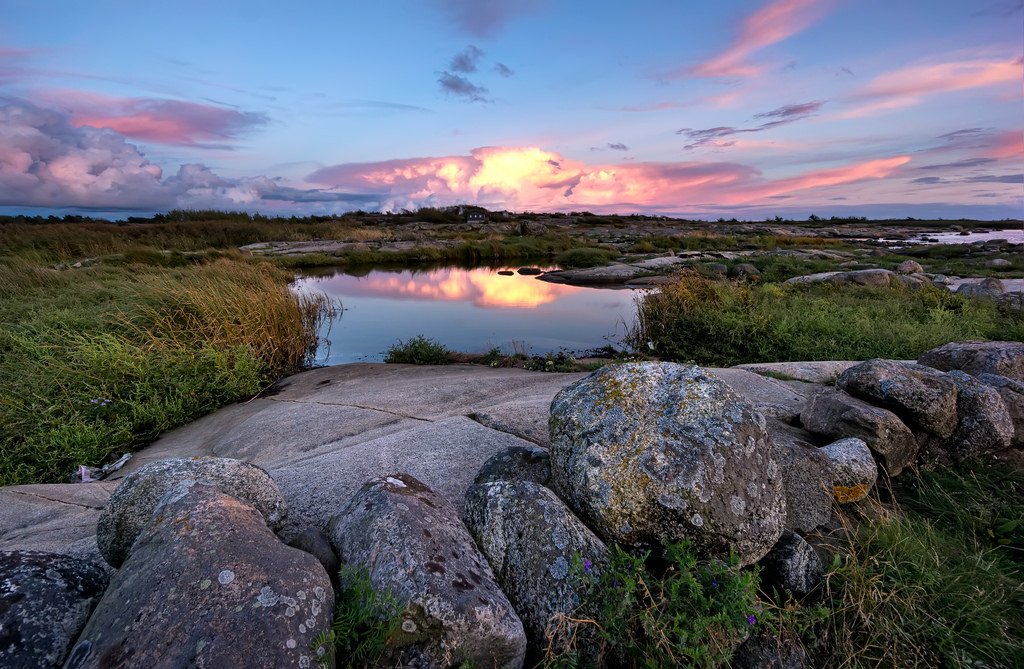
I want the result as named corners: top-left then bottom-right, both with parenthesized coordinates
top-left (1, 1), bottom-right (1020, 219)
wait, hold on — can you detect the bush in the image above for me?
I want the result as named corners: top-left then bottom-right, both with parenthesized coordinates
top-left (555, 247), bottom-right (618, 268)
top-left (383, 335), bottom-right (452, 364)
top-left (546, 541), bottom-right (763, 667)
top-left (628, 273), bottom-right (1024, 365)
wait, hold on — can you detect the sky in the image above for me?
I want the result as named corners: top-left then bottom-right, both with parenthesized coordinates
top-left (0, 0), bottom-right (1022, 219)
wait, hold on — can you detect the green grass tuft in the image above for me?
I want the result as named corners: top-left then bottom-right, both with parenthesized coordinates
top-left (383, 335), bottom-right (452, 365)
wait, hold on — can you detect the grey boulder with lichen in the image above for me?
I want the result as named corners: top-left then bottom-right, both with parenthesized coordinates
top-left (819, 437), bottom-right (877, 504)
top-left (97, 456), bottom-right (286, 567)
top-left (549, 363), bottom-right (786, 565)
top-left (462, 479), bottom-right (608, 648)
top-left (65, 481), bottom-right (332, 669)
top-left (328, 473), bottom-right (527, 669)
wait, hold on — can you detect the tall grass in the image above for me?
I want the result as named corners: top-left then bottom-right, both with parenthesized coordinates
top-left (628, 273), bottom-right (1024, 365)
top-left (0, 257), bottom-right (335, 485)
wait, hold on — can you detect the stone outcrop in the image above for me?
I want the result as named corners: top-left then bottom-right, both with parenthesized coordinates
top-left (462, 479), bottom-right (608, 647)
top-left (978, 374), bottom-right (1024, 448)
top-left (819, 438), bottom-right (877, 503)
top-left (550, 363), bottom-right (785, 565)
top-left (0, 551), bottom-right (108, 669)
top-left (800, 388), bottom-right (918, 475)
top-left (766, 422), bottom-right (833, 532)
top-left (759, 531), bottom-right (824, 601)
top-left (96, 457), bottom-right (286, 567)
top-left (474, 445), bottom-right (552, 486)
top-left (329, 474), bottom-right (527, 668)
top-left (918, 340), bottom-right (1024, 382)
top-left (69, 482), bottom-right (333, 669)
top-left (838, 359), bottom-right (959, 439)
top-left (943, 371), bottom-right (1014, 459)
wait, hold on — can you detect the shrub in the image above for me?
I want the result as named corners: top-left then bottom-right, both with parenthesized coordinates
top-left (314, 565), bottom-right (401, 669)
top-left (546, 541), bottom-right (762, 668)
top-left (555, 247), bottom-right (618, 268)
top-left (383, 335), bottom-right (452, 364)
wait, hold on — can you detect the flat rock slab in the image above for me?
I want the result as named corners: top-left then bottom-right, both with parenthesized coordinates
top-left (707, 367), bottom-right (813, 422)
top-left (735, 361), bottom-right (860, 385)
top-left (0, 483), bottom-right (117, 566)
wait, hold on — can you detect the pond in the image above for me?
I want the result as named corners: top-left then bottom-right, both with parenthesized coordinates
top-left (294, 265), bottom-right (643, 364)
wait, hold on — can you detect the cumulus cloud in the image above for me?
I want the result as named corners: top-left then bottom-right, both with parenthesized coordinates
top-left (437, 71), bottom-right (491, 102)
top-left (687, 0), bottom-right (830, 78)
top-left (0, 100), bottom-right (357, 211)
top-left (678, 101), bottom-right (823, 149)
top-left (435, 0), bottom-right (542, 37)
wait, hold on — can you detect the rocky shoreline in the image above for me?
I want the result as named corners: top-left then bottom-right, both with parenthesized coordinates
top-left (1, 340), bottom-right (1022, 667)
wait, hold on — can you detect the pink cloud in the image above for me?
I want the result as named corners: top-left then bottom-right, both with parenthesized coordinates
top-left (38, 90), bottom-right (267, 147)
top-left (308, 146), bottom-right (911, 212)
top-left (688, 0), bottom-right (828, 78)
top-left (842, 57), bottom-right (1023, 118)
top-left (982, 129), bottom-right (1024, 160)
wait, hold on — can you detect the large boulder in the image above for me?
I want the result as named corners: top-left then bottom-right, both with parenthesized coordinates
top-left (67, 482), bottom-right (333, 669)
top-left (758, 531), bottom-right (824, 601)
top-left (895, 260), bottom-right (924, 274)
top-left (765, 422), bottom-right (833, 532)
top-left (328, 474), bottom-right (526, 668)
top-left (462, 480), bottom-right (608, 647)
top-left (956, 278), bottom-right (1004, 299)
top-left (474, 445), bottom-right (551, 486)
top-left (943, 371), bottom-right (1014, 459)
top-left (549, 363), bottom-right (785, 565)
top-left (918, 341), bottom-right (1024, 382)
top-left (0, 551), bottom-right (108, 669)
top-left (838, 359), bottom-right (959, 439)
top-left (97, 457), bottom-right (286, 567)
top-left (800, 388), bottom-right (918, 475)
top-left (978, 374), bottom-right (1024, 448)
top-left (819, 438), bottom-right (877, 504)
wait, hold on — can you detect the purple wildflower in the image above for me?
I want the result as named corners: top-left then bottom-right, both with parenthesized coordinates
top-left (747, 614), bottom-right (757, 625)
top-left (583, 558), bottom-right (593, 575)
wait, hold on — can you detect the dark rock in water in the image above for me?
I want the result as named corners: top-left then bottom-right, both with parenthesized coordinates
top-left (517, 267), bottom-right (543, 275)
top-left (329, 474), bottom-right (526, 668)
top-left (758, 531), bottom-right (823, 601)
top-left (497, 270), bottom-right (515, 276)
top-left (978, 373), bottom-right (1024, 448)
top-left (819, 438), bottom-right (877, 504)
top-left (731, 634), bottom-right (809, 669)
top-left (474, 445), bottom-right (551, 486)
top-left (766, 422), bottom-right (833, 532)
top-left (0, 550), bottom-right (108, 669)
top-left (97, 456), bottom-right (286, 567)
top-left (943, 371), bottom-right (1014, 459)
top-left (918, 340), bottom-right (1024, 382)
top-left (286, 528), bottom-right (340, 591)
top-left (68, 482), bottom-right (333, 669)
top-left (462, 479), bottom-right (608, 650)
top-left (838, 359), bottom-right (959, 440)
top-left (800, 387), bottom-right (917, 475)
top-left (550, 363), bottom-right (786, 566)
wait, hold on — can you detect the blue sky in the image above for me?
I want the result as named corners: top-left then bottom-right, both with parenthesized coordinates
top-left (1, 0), bottom-right (1021, 218)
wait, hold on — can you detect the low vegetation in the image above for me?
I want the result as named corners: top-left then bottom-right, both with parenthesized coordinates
top-left (314, 565), bottom-right (401, 669)
top-left (383, 335), bottom-right (452, 365)
top-left (629, 273), bottom-right (1024, 366)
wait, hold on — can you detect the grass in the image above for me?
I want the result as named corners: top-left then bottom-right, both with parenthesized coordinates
top-left (383, 335), bottom-right (452, 364)
top-left (628, 273), bottom-right (1024, 366)
top-left (0, 256), bottom-right (335, 485)
top-left (812, 465), bottom-right (1024, 669)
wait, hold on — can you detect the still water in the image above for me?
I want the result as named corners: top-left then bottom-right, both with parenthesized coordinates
top-left (295, 265), bottom-right (642, 364)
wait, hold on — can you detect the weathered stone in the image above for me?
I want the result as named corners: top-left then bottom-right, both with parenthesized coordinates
top-left (895, 260), bottom-right (924, 274)
top-left (97, 457), bottom-right (286, 567)
top-left (707, 367), bottom-right (810, 423)
top-left (986, 258), bottom-right (1012, 268)
top-left (729, 262), bottom-right (761, 278)
top-left (731, 634), bottom-right (809, 669)
top-left (328, 474), bottom-right (526, 668)
top-left (998, 291), bottom-right (1024, 312)
top-left (474, 445), bottom-right (551, 486)
top-left (918, 340), bottom-right (1024, 382)
top-left (735, 361), bottom-right (858, 385)
top-left (838, 359), bottom-right (959, 439)
top-left (956, 278), bottom-right (1004, 299)
top-left (978, 374), bottom-right (1024, 448)
top-left (800, 387), bottom-right (918, 475)
top-left (758, 531), bottom-right (824, 600)
top-left (68, 482), bottom-right (333, 669)
top-left (766, 422), bottom-right (832, 532)
top-left (0, 551), bottom-right (108, 669)
top-left (819, 438), bottom-right (877, 503)
top-left (944, 371), bottom-right (1014, 458)
top-left (462, 480), bottom-right (608, 647)
top-left (550, 363), bottom-right (785, 565)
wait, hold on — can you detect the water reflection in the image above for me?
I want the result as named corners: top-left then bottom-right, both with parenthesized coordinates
top-left (296, 265), bottom-right (640, 364)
